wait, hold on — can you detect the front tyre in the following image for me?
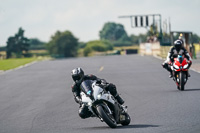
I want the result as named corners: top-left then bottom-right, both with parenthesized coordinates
top-left (179, 72), bottom-right (185, 91)
top-left (97, 105), bottom-right (117, 128)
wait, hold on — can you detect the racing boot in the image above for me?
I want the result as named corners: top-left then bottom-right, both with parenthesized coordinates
top-left (169, 71), bottom-right (173, 78)
top-left (187, 71), bottom-right (191, 77)
top-left (115, 95), bottom-right (124, 105)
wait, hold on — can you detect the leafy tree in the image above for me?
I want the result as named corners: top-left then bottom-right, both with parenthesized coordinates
top-left (129, 33), bottom-right (148, 45)
top-left (192, 33), bottom-right (200, 43)
top-left (78, 42), bottom-right (87, 48)
top-left (113, 41), bottom-right (132, 47)
top-left (46, 30), bottom-right (78, 57)
top-left (29, 38), bottom-right (46, 50)
top-left (147, 24), bottom-right (159, 37)
top-left (83, 46), bottom-right (92, 56)
top-left (129, 34), bottom-right (139, 44)
top-left (29, 38), bottom-right (45, 46)
top-left (102, 40), bottom-right (114, 50)
top-left (99, 22), bottom-right (130, 42)
top-left (6, 27), bottom-right (30, 58)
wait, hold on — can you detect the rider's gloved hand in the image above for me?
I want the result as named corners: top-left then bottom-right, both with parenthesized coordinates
top-left (162, 63), bottom-right (166, 68)
top-left (96, 78), bottom-right (101, 84)
top-left (162, 62), bottom-right (168, 68)
top-left (188, 60), bottom-right (192, 65)
top-left (168, 61), bottom-right (172, 65)
top-left (170, 58), bottom-right (174, 63)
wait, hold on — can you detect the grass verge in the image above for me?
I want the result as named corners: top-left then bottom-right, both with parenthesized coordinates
top-left (0, 58), bottom-right (40, 71)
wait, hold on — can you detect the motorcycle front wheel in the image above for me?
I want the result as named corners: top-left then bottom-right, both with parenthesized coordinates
top-left (179, 72), bottom-right (185, 91)
top-left (97, 105), bottom-right (117, 128)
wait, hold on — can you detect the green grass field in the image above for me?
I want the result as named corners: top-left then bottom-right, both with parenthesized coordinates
top-left (0, 58), bottom-right (38, 71)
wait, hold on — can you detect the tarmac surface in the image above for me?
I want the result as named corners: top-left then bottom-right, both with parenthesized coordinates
top-left (191, 59), bottom-right (200, 73)
top-left (0, 55), bottom-right (200, 133)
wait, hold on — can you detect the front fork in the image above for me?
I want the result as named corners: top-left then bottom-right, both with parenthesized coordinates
top-left (173, 71), bottom-right (188, 84)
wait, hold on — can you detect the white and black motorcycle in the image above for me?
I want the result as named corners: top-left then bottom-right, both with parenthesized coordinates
top-left (80, 80), bottom-right (131, 128)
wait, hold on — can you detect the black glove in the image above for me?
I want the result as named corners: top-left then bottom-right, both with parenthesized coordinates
top-left (188, 60), bottom-right (192, 65)
top-left (162, 63), bottom-right (167, 68)
top-left (170, 58), bottom-right (174, 63)
top-left (96, 78), bottom-right (101, 84)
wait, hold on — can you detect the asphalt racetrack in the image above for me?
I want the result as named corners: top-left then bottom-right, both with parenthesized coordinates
top-left (0, 55), bottom-right (200, 133)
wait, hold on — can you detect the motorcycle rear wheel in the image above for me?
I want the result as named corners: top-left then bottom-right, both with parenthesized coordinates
top-left (121, 113), bottom-right (131, 126)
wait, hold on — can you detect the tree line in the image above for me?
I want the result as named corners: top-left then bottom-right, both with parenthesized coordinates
top-left (3, 22), bottom-right (200, 58)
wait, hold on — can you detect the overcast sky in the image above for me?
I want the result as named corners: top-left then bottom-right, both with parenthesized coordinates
top-left (0, 0), bottom-right (199, 46)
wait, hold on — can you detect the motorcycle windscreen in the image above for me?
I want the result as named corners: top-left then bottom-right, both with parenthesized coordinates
top-left (177, 55), bottom-right (183, 63)
top-left (80, 80), bottom-right (93, 97)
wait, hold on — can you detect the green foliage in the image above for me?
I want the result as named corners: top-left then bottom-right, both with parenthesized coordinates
top-left (102, 40), bottom-right (114, 50)
top-left (83, 40), bottom-right (113, 56)
top-left (0, 58), bottom-right (37, 70)
top-left (46, 30), bottom-right (78, 58)
top-left (29, 38), bottom-right (45, 45)
top-left (78, 42), bottom-right (87, 48)
top-left (83, 46), bottom-right (92, 56)
top-left (29, 38), bottom-right (46, 50)
top-left (99, 22), bottom-right (130, 42)
top-left (89, 43), bottom-right (106, 52)
top-left (113, 41), bottom-right (132, 47)
top-left (129, 33), bottom-right (148, 45)
top-left (129, 34), bottom-right (139, 44)
top-left (192, 33), bottom-right (200, 43)
top-left (147, 24), bottom-right (159, 37)
top-left (0, 46), bottom-right (6, 52)
top-left (6, 27), bottom-right (30, 58)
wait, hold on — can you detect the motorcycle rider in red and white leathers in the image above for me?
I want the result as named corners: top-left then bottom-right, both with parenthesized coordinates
top-left (162, 39), bottom-right (192, 78)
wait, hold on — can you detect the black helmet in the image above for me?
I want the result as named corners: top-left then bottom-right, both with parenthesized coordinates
top-left (71, 68), bottom-right (84, 82)
top-left (174, 40), bottom-right (182, 51)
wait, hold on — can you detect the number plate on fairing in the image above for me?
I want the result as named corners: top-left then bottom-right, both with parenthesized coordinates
top-left (120, 114), bottom-right (126, 121)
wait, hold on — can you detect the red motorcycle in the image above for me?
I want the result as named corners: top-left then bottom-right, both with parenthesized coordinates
top-left (171, 55), bottom-right (190, 91)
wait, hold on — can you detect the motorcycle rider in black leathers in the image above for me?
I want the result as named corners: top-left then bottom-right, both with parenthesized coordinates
top-left (71, 67), bottom-right (125, 119)
top-left (162, 39), bottom-right (192, 78)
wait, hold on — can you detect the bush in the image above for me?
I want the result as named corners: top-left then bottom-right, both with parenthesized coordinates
top-left (90, 43), bottom-right (106, 52)
top-left (78, 42), bottom-right (87, 48)
top-left (103, 40), bottom-right (113, 50)
top-left (113, 41), bottom-right (133, 47)
top-left (83, 40), bottom-right (114, 56)
top-left (84, 46), bottom-right (92, 56)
